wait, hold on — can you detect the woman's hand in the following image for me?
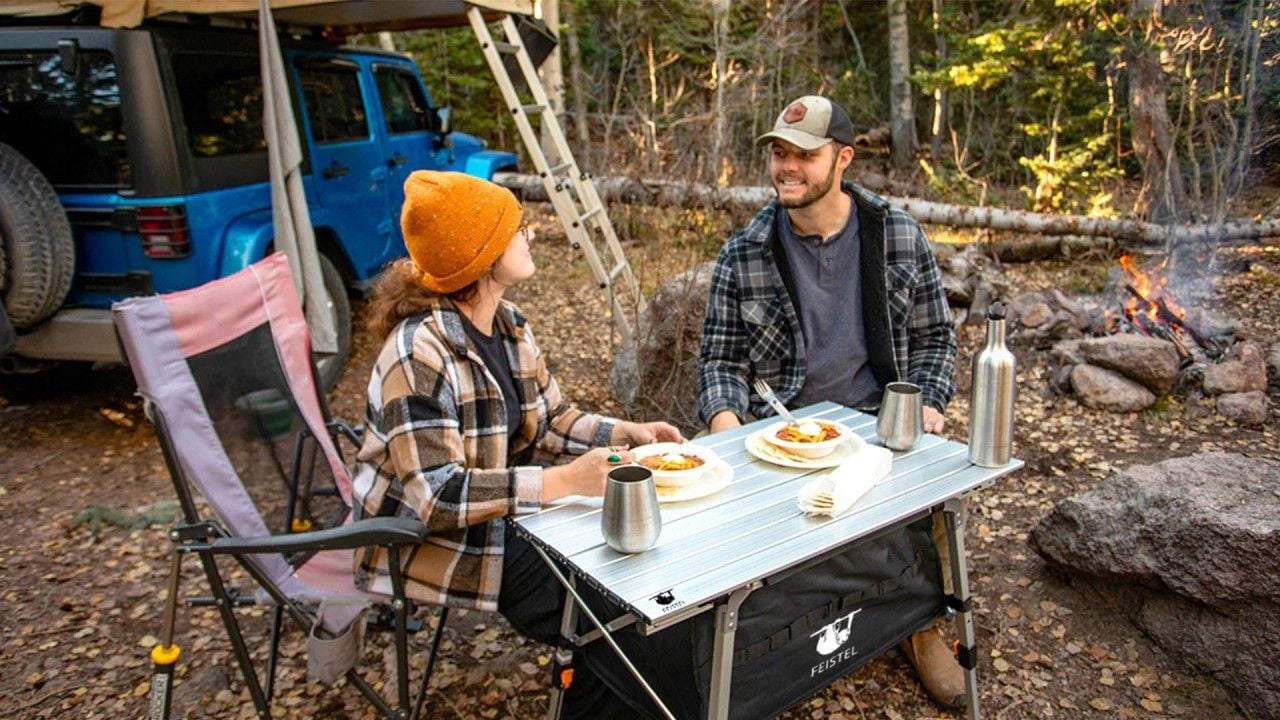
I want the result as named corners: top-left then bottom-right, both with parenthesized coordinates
top-left (541, 447), bottom-right (634, 501)
top-left (610, 420), bottom-right (685, 447)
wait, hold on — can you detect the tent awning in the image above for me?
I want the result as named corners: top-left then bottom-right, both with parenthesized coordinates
top-left (4, 1), bottom-right (533, 31)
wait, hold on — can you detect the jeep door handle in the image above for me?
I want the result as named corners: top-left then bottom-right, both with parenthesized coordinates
top-left (388, 152), bottom-right (408, 167)
top-left (322, 162), bottom-right (349, 179)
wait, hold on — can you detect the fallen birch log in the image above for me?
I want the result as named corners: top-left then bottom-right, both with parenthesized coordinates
top-left (494, 172), bottom-right (1280, 245)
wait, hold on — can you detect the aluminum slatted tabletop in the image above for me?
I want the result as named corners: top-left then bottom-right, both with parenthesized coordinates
top-left (511, 401), bottom-right (1023, 720)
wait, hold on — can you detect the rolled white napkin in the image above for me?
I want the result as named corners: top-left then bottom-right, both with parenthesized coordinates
top-left (796, 444), bottom-right (893, 516)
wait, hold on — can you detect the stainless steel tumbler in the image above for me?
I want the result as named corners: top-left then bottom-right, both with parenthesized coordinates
top-left (876, 382), bottom-right (924, 451)
top-left (601, 465), bottom-right (662, 553)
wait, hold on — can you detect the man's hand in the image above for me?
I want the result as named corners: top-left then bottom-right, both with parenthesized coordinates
top-left (708, 411), bottom-right (742, 434)
top-left (610, 420), bottom-right (684, 447)
top-left (923, 406), bottom-right (945, 434)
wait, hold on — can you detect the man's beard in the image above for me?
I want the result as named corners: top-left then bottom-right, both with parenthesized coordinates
top-left (774, 153), bottom-right (840, 209)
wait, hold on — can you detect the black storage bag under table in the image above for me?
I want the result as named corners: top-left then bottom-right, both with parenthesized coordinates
top-left (572, 516), bottom-right (945, 720)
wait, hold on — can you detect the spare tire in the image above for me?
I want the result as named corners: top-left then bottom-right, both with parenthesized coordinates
top-left (0, 142), bottom-right (75, 329)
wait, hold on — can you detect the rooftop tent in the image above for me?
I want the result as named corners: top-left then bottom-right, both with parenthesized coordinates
top-left (6, 1), bottom-right (534, 31)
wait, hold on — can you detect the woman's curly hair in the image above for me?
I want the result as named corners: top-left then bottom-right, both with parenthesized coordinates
top-left (365, 258), bottom-right (480, 340)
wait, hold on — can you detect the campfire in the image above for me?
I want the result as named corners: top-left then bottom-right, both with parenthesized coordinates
top-left (1105, 254), bottom-right (1226, 362)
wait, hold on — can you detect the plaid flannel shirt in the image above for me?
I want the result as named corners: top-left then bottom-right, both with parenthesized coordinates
top-left (698, 182), bottom-right (956, 423)
top-left (352, 297), bottom-right (614, 611)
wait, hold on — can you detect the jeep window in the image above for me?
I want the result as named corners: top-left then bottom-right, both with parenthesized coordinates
top-left (297, 63), bottom-right (368, 144)
top-left (374, 67), bottom-right (430, 135)
top-left (170, 53), bottom-right (265, 158)
top-left (0, 50), bottom-right (129, 188)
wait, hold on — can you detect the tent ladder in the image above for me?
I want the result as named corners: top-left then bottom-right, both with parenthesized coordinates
top-left (467, 7), bottom-right (642, 346)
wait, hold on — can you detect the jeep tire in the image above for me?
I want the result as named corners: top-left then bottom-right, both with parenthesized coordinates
top-left (0, 143), bottom-right (75, 329)
top-left (313, 254), bottom-right (351, 392)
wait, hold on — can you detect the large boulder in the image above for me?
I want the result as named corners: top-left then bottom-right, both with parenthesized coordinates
top-left (1078, 334), bottom-right (1180, 394)
top-left (1030, 453), bottom-right (1280, 720)
top-left (611, 262), bottom-right (713, 435)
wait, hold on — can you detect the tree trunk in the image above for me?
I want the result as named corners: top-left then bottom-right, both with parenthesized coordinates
top-left (1126, 0), bottom-right (1186, 223)
top-left (711, 0), bottom-right (731, 185)
top-left (539, 0), bottom-right (564, 165)
top-left (493, 172), bottom-right (1280, 245)
top-left (929, 0), bottom-right (946, 163)
top-left (887, 0), bottom-right (914, 170)
top-left (562, 0), bottom-right (591, 168)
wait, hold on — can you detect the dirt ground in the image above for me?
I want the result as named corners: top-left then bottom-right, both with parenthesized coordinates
top-left (1, 213), bottom-right (1276, 720)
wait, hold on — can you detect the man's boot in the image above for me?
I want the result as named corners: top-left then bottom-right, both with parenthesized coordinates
top-left (900, 626), bottom-right (966, 710)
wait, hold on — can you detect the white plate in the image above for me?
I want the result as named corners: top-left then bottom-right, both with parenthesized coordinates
top-left (654, 458), bottom-right (732, 504)
top-left (745, 429), bottom-right (865, 469)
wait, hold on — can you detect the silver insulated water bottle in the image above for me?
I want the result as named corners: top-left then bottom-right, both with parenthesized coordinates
top-left (968, 302), bottom-right (1016, 467)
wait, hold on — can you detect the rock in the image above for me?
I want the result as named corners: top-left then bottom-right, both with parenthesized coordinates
top-left (1079, 334), bottom-right (1180, 394)
top-left (1070, 364), bottom-right (1156, 411)
top-left (611, 262), bottom-right (714, 435)
top-left (1051, 365), bottom-right (1074, 395)
top-left (1270, 342), bottom-right (1280, 380)
top-left (1029, 453), bottom-right (1280, 720)
top-left (941, 273), bottom-right (973, 306)
top-left (1203, 341), bottom-right (1268, 394)
top-left (1019, 302), bottom-right (1053, 328)
top-left (1049, 288), bottom-right (1084, 318)
top-left (1216, 391), bottom-right (1269, 425)
top-left (172, 665), bottom-right (229, 712)
top-left (967, 282), bottom-right (993, 325)
top-left (1049, 339), bottom-right (1084, 366)
top-left (1008, 292), bottom-right (1046, 325)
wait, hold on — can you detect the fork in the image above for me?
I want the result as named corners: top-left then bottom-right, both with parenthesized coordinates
top-left (752, 378), bottom-right (800, 426)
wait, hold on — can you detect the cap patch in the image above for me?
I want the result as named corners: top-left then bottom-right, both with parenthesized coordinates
top-left (783, 101), bottom-right (808, 124)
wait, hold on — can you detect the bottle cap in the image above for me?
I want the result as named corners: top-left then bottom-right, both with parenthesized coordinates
top-left (988, 302), bottom-right (1006, 320)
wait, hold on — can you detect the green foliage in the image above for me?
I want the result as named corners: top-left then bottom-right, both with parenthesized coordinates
top-left (72, 501), bottom-right (180, 536)
top-left (914, 0), bottom-right (1126, 212)
top-left (1065, 262), bottom-right (1111, 295)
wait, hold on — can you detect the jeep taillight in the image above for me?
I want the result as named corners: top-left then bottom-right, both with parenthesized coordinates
top-left (138, 205), bottom-right (191, 258)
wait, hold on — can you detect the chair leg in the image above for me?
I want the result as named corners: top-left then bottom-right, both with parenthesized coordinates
top-left (386, 546), bottom-right (412, 715)
top-left (411, 606), bottom-right (450, 720)
top-left (196, 551), bottom-right (273, 719)
top-left (264, 605), bottom-right (284, 702)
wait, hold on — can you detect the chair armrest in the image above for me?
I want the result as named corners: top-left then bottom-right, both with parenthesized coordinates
top-left (328, 419), bottom-right (364, 447)
top-left (204, 517), bottom-right (426, 556)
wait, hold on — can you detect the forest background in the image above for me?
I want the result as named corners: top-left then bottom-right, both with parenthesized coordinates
top-left (371, 0), bottom-right (1279, 229)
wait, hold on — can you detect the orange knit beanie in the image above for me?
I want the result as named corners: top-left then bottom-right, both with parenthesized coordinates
top-left (401, 171), bottom-right (522, 294)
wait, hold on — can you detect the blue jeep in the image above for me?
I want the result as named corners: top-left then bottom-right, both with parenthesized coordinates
top-left (0, 21), bottom-right (517, 393)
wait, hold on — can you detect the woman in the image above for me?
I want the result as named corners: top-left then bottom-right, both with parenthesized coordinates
top-left (352, 171), bottom-right (680, 716)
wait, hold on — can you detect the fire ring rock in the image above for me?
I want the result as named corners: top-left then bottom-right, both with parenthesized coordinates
top-left (1069, 363), bottom-right (1156, 412)
top-left (1078, 334), bottom-right (1180, 395)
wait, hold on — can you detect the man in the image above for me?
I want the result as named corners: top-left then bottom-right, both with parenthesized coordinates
top-left (697, 95), bottom-right (964, 709)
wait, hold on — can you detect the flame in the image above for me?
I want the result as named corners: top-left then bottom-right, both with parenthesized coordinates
top-left (1118, 254), bottom-right (1186, 326)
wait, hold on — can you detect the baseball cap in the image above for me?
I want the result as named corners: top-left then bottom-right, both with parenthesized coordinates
top-left (755, 96), bottom-right (856, 150)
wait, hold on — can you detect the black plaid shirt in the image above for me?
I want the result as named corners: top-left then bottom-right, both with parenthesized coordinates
top-left (698, 182), bottom-right (956, 424)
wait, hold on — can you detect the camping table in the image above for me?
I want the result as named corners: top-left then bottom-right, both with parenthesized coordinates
top-left (511, 401), bottom-right (1023, 720)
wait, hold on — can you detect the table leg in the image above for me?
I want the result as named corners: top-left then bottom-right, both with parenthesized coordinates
top-left (530, 545), bottom-right (678, 720)
top-left (545, 573), bottom-right (579, 720)
top-left (942, 498), bottom-right (980, 720)
top-left (707, 582), bottom-right (760, 720)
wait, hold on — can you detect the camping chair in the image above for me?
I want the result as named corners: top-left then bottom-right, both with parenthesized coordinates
top-left (113, 253), bottom-right (448, 720)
